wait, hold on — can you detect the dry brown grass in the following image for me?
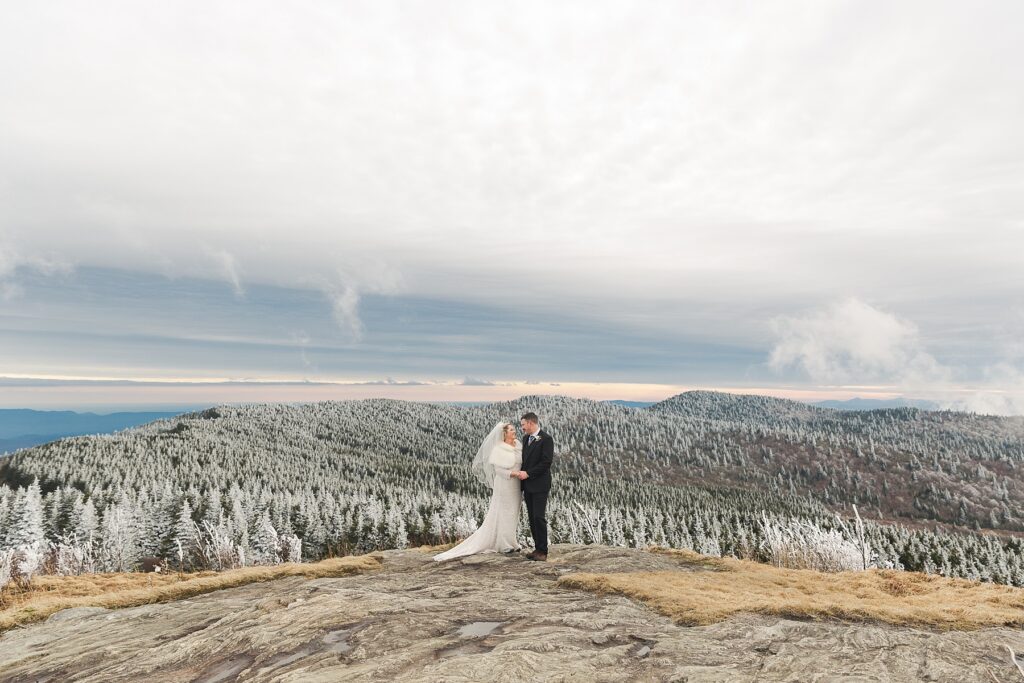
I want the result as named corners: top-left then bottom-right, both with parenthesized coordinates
top-left (0, 554), bottom-right (381, 633)
top-left (558, 548), bottom-right (1024, 631)
top-left (414, 542), bottom-right (457, 553)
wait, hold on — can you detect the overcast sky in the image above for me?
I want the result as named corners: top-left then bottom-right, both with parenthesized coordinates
top-left (1, 1), bottom-right (1022, 412)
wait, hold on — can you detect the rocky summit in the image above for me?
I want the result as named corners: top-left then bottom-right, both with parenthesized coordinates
top-left (1, 544), bottom-right (1022, 682)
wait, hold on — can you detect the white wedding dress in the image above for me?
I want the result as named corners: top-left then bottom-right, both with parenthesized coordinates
top-left (433, 435), bottom-right (523, 562)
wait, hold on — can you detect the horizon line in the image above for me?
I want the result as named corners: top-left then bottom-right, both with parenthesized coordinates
top-left (0, 373), bottom-right (941, 413)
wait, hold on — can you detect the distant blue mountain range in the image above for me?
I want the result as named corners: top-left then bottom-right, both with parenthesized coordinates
top-left (606, 400), bottom-right (657, 408)
top-left (612, 397), bottom-right (942, 411)
top-left (811, 398), bottom-right (941, 411)
top-left (0, 409), bottom-right (188, 455)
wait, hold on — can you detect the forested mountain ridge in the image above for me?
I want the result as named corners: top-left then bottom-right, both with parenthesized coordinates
top-left (647, 390), bottom-right (1024, 532)
top-left (2, 391), bottom-right (1024, 584)
top-left (4, 391), bottom-right (1024, 534)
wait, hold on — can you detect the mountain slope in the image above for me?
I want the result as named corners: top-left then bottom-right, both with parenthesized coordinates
top-left (4, 391), bottom-right (1024, 533)
top-left (646, 391), bottom-right (1024, 532)
top-left (649, 389), bottom-right (827, 423)
top-left (3, 391), bottom-right (1024, 583)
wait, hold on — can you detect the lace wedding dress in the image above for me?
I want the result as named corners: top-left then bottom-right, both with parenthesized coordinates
top-left (433, 426), bottom-right (523, 562)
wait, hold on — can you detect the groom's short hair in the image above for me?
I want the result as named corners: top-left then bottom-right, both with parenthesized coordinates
top-left (520, 412), bottom-right (539, 424)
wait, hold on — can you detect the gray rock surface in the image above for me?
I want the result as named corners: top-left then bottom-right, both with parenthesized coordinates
top-left (1, 544), bottom-right (1022, 682)
top-left (44, 607), bottom-right (112, 623)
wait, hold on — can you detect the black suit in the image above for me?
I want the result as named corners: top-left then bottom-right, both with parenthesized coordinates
top-left (520, 428), bottom-right (554, 553)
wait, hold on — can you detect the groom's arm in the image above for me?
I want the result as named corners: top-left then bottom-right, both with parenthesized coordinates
top-left (523, 436), bottom-right (554, 480)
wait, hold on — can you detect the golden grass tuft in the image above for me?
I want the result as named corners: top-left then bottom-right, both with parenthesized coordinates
top-left (558, 548), bottom-right (1024, 631)
top-left (414, 542), bottom-right (458, 553)
top-left (648, 546), bottom-right (730, 571)
top-left (0, 554), bottom-right (381, 633)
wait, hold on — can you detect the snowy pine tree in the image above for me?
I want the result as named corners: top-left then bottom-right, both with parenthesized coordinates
top-left (251, 510), bottom-right (280, 565)
top-left (173, 499), bottom-right (199, 570)
top-left (5, 478), bottom-right (46, 550)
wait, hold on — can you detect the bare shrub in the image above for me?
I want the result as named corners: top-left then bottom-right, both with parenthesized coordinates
top-left (279, 533), bottom-right (302, 564)
top-left (193, 520), bottom-right (245, 571)
top-left (759, 512), bottom-right (865, 572)
top-left (0, 549), bottom-right (15, 591)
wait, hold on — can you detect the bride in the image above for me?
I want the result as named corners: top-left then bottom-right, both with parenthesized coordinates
top-left (433, 421), bottom-right (523, 561)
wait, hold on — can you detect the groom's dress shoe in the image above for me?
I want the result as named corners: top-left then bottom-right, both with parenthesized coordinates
top-left (524, 550), bottom-right (539, 559)
top-left (527, 552), bottom-right (547, 562)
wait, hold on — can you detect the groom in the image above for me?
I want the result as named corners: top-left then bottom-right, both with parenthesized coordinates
top-left (513, 412), bottom-right (554, 561)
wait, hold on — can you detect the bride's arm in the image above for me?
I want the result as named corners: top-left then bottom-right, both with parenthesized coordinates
top-left (508, 440), bottom-right (523, 476)
top-left (488, 445), bottom-right (515, 477)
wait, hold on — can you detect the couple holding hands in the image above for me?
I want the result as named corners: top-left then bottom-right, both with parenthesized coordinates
top-left (433, 412), bottom-right (554, 562)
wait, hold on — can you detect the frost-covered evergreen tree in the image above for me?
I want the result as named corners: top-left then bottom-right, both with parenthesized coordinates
top-left (99, 502), bottom-right (140, 572)
top-left (173, 499), bottom-right (199, 570)
top-left (228, 495), bottom-right (250, 551)
top-left (74, 498), bottom-right (99, 548)
top-left (251, 510), bottom-right (280, 565)
top-left (5, 478), bottom-right (45, 549)
top-left (0, 489), bottom-right (11, 543)
top-left (384, 504), bottom-right (408, 550)
top-left (202, 487), bottom-right (223, 530)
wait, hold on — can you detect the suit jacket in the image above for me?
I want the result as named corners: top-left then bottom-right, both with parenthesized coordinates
top-left (520, 428), bottom-right (554, 493)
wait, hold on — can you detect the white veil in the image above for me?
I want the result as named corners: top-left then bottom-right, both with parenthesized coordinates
top-left (471, 421), bottom-right (508, 489)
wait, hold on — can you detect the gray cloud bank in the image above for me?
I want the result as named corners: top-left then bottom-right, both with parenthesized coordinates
top-left (1, 1), bottom-right (1022, 409)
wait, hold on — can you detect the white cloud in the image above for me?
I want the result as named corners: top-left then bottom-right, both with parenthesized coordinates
top-left (769, 297), bottom-right (949, 386)
top-left (965, 363), bottom-right (1024, 416)
top-left (359, 377), bottom-right (429, 386)
top-left (290, 330), bottom-right (316, 371)
top-left (213, 249), bottom-right (245, 298)
top-left (0, 1), bottom-right (1019, 329)
top-left (312, 262), bottom-right (403, 341)
top-left (0, 236), bottom-right (75, 300)
top-left (770, 297), bottom-right (1024, 415)
top-left (323, 282), bottom-right (363, 342)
